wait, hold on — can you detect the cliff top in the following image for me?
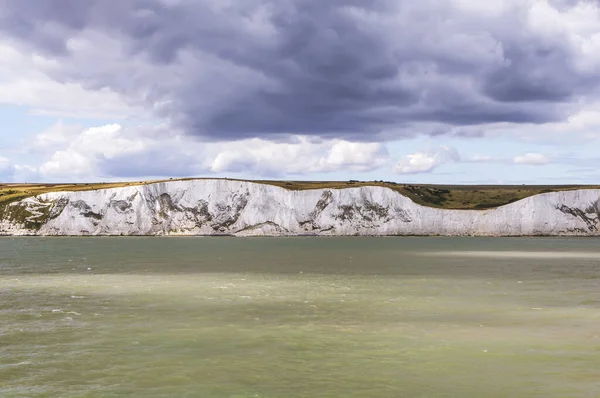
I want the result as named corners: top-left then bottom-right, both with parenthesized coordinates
top-left (1, 178), bottom-right (599, 210)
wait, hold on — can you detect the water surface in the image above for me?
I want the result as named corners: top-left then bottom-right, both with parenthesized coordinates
top-left (1, 237), bottom-right (599, 397)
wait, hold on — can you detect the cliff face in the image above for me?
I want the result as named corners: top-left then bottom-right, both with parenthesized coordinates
top-left (1, 180), bottom-right (600, 236)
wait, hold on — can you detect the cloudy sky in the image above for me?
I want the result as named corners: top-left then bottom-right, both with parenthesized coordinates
top-left (1, 0), bottom-right (600, 184)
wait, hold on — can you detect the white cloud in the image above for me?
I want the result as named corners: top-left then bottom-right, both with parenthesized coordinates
top-left (0, 156), bottom-right (13, 180)
top-left (33, 120), bottom-right (84, 150)
top-left (0, 163), bottom-right (39, 182)
top-left (12, 164), bottom-right (40, 182)
top-left (478, 101), bottom-right (600, 144)
top-left (0, 42), bottom-right (138, 119)
top-left (0, 156), bottom-right (10, 171)
top-left (40, 150), bottom-right (96, 178)
top-left (395, 152), bottom-right (442, 174)
top-left (466, 154), bottom-right (497, 162)
top-left (0, 159), bottom-right (40, 183)
top-left (209, 138), bottom-right (389, 176)
top-left (204, 138), bottom-right (390, 176)
top-left (38, 124), bottom-right (150, 178)
top-left (326, 141), bottom-right (389, 171)
top-left (394, 146), bottom-right (459, 174)
top-left (34, 123), bottom-right (391, 180)
top-left (514, 153), bottom-right (550, 165)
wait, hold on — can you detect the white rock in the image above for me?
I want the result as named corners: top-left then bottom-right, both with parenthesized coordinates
top-left (1, 179), bottom-right (599, 236)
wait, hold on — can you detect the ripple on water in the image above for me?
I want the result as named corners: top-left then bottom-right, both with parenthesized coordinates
top-left (1, 237), bottom-right (600, 397)
top-left (423, 251), bottom-right (600, 259)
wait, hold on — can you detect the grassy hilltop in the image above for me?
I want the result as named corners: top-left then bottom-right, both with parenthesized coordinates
top-left (1, 178), bottom-right (600, 211)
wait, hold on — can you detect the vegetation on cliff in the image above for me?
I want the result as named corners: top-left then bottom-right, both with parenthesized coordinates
top-left (2, 179), bottom-right (599, 214)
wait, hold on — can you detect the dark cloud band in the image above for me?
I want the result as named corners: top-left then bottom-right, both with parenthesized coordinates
top-left (1, 0), bottom-right (598, 140)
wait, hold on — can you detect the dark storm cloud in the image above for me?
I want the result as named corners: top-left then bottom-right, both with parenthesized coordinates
top-left (0, 0), bottom-right (598, 140)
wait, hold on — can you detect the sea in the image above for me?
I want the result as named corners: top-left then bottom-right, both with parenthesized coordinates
top-left (1, 237), bottom-right (599, 397)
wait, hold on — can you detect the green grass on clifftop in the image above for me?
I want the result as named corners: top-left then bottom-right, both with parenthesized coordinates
top-left (255, 180), bottom-right (600, 210)
top-left (1, 179), bottom-right (599, 211)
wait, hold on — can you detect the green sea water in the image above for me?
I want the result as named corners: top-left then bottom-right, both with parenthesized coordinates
top-left (1, 237), bottom-right (599, 397)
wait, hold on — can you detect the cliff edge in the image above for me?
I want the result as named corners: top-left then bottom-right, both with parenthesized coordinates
top-left (1, 179), bottom-right (599, 236)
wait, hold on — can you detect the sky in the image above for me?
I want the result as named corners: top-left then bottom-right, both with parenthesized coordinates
top-left (1, 0), bottom-right (600, 184)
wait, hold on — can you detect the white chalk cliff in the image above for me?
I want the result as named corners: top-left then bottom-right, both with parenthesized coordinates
top-left (1, 179), bottom-right (600, 236)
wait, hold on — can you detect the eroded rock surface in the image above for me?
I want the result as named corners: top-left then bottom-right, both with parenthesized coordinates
top-left (1, 180), bottom-right (600, 236)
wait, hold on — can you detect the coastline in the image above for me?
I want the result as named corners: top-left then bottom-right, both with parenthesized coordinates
top-left (2, 179), bottom-right (600, 237)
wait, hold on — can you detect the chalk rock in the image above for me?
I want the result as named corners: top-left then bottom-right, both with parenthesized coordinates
top-left (1, 180), bottom-right (599, 236)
